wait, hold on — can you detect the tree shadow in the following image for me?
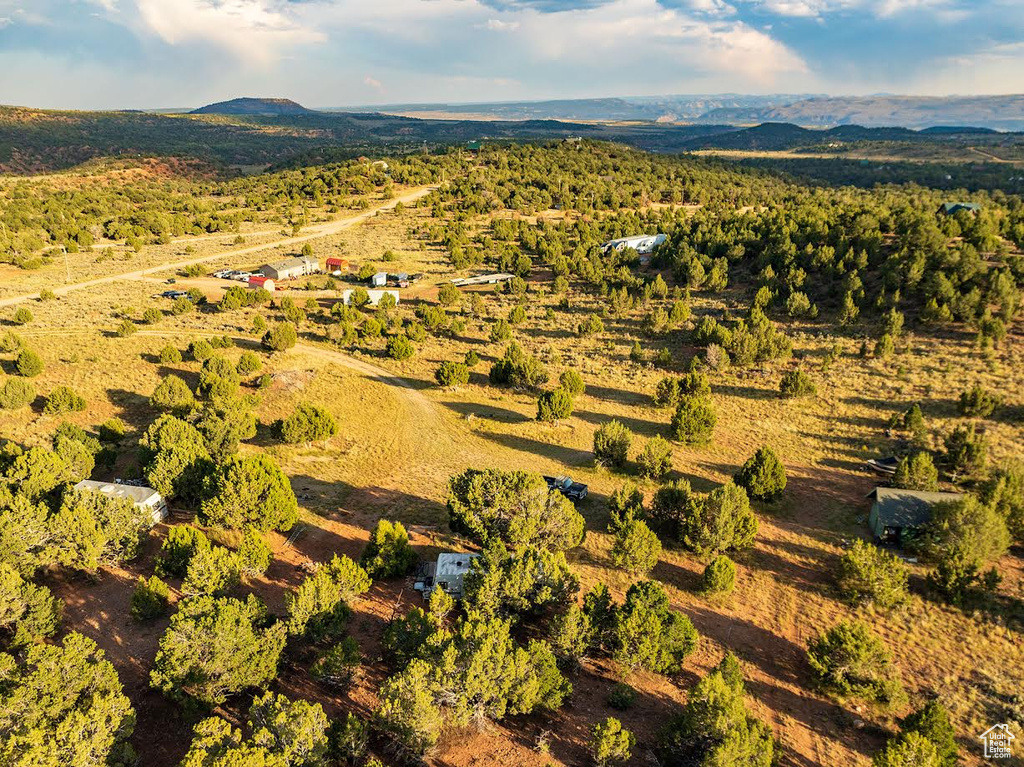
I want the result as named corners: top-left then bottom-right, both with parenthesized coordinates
top-left (440, 399), bottom-right (532, 424)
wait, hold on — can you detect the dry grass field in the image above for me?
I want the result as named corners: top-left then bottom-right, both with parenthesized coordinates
top-left (1, 193), bottom-right (1022, 767)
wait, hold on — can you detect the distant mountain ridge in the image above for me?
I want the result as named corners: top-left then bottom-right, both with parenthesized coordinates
top-left (191, 98), bottom-right (314, 116)
top-left (697, 95), bottom-right (1024, 131)
top-left (346, 93), bottom-right (1024, 131)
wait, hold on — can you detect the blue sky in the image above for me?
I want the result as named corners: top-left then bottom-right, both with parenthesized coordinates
top-left (0, 0), bottom-right (1021, 109)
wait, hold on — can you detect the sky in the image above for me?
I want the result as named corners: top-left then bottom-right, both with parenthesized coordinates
top-left (0, 0), bottom-right (1022, 109)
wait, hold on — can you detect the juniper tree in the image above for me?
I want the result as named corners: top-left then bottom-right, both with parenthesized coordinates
top-left (201, 454), bottom-right (298, 531)
top-left (807, 620), bottom-right (904, 705)
top-left (360, 519), bottom-right (416, 579)
top-left (612, 580), bottom-right (698, 674)
top-left (893, 451), bottom-right (939, 491)
top-left (447, 469), bottom-right (585, 553)
top-left (609, 511), bottom-right (661, 577)
top-left (837, 539), bottom-right (909, 609)
top-left (734, 446), bottom-right (787, 501)
top-left (280, 402), bottom-right (338, 444)
top-left (151, 594), bottom-right (287, 709)
top-left (593, 420), bottom-right (633, 468)
top-left (0, 633), bottom-right (136, 767)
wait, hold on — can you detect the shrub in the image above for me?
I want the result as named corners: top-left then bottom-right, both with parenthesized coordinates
top-left (281, 402), bottom-right (338, 444)
top-left (115, 320), bottom-right (137, 337)
top-left (893, 452), bottom-right (938, 491)
top-left (360, 519), bottom-right (416, 579)
top-left (131, 576), bottom-right (171, 621)
top-left (613, 581), bottom-right (698, 674)
top-left (558, 369), bottom-right (585, 397)
top-left (464, 350), bottom-right (480, 367)
top-left (201, 454), bottom-right (299, 532)
top-left (236, 350), bottom-right (262, 374)
top-left (701, 554), bottom-right (736, 596)
top-left (958, 383), bottom-right (999, 417)
top-left (435, 360), bottom-right (469, 388)
top-left (677, 482), bottom-right (758, 556)
top-left (311, 636), bottom-right (362, 690)
top-left (873, 732), bottom-right (941, 767)
top-left (262, 322), bottom-right (298, 352)
top-left (657, 653), bottom-right (775, 766)
top-left (983, 463), bottom-right (1024, 543)
top-left (594, 420), bottom-right (632, 468)
top-left (43, 386), bottom-right (86, 414)
top-left (489, 318), bottom-right (512, 343)
top-left (537, 388), bottom-right (574, 422)
top-left (896, 700), bottom-right (958, 767)
top-left (922, 495), bottom-right (1009, 604)
top-left (182, 546), bottom-right (243, 596)
top-left (16, 348), bottom-right (43, 377)
top-left (508, 305), bottom-right (526, 325)
top-left (238, 528), bottom-right (273, 578)
top-left (488, 342), bottom-right (548, 390)
top-left (734, 446), bottom-right (787, 501)
top-left (609, 512), bottom-right (661, 576)
top-left (437, 283), bottom-right (461, 307)
top-left (807, 620), bottom-right (904, 704)
top-left (150, 375), bottom-right (195, 414)
top-left (589, 717), bottom-right (635, 767)
top-left (38, 289), bottom-right (56, 301)
top-left (158, 344), bottom-right (182, 363)
top-left (170, 296), bottom-right (194, 315)
top-left (0, 378), bottom-right (35, 409)
top-left (638, 435), bottom-right (673, 480)
top-left (607, 682), bottom-right (637, 711)
top-left (188, 339), bottom-right (213, 362)
top-left (669, 394), bottom-right (716, 444)
top-left (779, 369), bottom-right (816, 398)
top-left (158, 525), bottom-right (212, 578)
top-left (447, 468), bottom-right (585, 553)
top-left (12, 307), bottom-right (33, 325)
top-left (150, 594), bottom-right (287, 707)
top-left (944, 424), bottom-right (987, 477)
top-left (386, 334), bottom-right (415, 360)
top-left (837, 540), bottom-right (908, 609)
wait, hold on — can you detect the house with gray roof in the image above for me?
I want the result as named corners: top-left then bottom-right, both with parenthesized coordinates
top-left (867, 487), bottom-right (963, 546)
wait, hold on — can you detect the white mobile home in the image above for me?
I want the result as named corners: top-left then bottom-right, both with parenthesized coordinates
top-left (341, 289), bottom-right (400, 307)
top-left (414, 552), bottom-right (479, 599)
top-left (73, 480), bottom-right (169, 525)
top-left (599, 234), bottom-right (667, 256)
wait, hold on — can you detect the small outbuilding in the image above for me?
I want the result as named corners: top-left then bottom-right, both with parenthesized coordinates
top-left (325, 257), bottom-right (349, 273)
top-left (414, 552), bottom-right (479, 599)
top-left (73, 480), bottom-right (169, 525)
top-left (370, 271), bottom-right (388, 288)
top-left (247, 276), bottom-right (275, 292)
top-left (867, 487), bottom-right (963, 546)
top-left (261, 256), bottom-right (319, 281)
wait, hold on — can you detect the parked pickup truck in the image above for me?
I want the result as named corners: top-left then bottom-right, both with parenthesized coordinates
top-left (544, 475), bottom-right (588, 502)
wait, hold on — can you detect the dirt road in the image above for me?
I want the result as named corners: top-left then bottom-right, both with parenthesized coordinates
top-left (0, 185), bottom-right (436, 309)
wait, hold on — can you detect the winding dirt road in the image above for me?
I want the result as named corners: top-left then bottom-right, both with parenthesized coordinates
top-left (0, 185), bottom-right (436, 309)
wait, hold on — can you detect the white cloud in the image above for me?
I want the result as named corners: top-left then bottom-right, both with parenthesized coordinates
top-left (911, 41), bottom-right (1024, 94)
top-left (134, 0), bottom-right (324, 63)
top-left (759, 0), bottom-right (824, 17)
top-left (483, 18), bottom-right (520, 30)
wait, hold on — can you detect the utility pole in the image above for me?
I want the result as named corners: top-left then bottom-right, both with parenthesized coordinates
top-left (61, 245), bottom-right (70, 284)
